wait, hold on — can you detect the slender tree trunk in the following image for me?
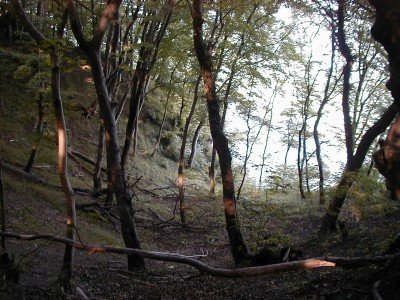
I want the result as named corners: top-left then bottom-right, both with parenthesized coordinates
top-left (0, 160), bottom-right (6, 250)
top-left (93, 121), bottom-right (105, 191)
top-left (192, 0), bottom-right (248, 262)
top-left (10, 0), bottom-right (77, 286)
top-left (187, 119), bottom-right (204, 168)
top-left (297, 127), bottom-right (306, 199)
top-left (337, 0), bottom-right (355, 166)
top-left (177, 74), bottom-right (201, 225)
top-left (121, 1), bottom-right (173, 170)
top-left (152, 62), bottom-right (180, 156)
top-left (50, 51), bottom-right (76, 286)
top-left (24, 87), bottom-right (45, 173)
top-left (314, 28), bottom-right (336, 204)
top-left (259, 97), bottom-right (275, 190)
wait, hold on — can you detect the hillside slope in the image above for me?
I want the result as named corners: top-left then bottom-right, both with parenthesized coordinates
top-left (1, 45), bottom-right (400, 299)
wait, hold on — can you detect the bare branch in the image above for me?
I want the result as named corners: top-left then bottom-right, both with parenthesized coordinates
top-left (1, 231), bottom-right (397, 278)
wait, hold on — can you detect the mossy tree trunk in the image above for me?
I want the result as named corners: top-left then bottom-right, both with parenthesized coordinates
top-left (322, 0), bottom-right (400, 232)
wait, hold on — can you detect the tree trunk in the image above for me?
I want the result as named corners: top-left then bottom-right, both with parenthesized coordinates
top-left (24, 87), bottom-right (45, 173)
top-left (50, 51), bottom-right (76, 287)
top-left (10, 0), bottom-right (78, 286)
top-left (321, 102), bottom-right (398, 232)
top-left (337, 0), bottom-right (355, 166)
top-left (152, 62), bottom-right (180, 157)
top-left (121, 1), bottom-right (173, 170)
top-left (65, 0), bottom-right (145, 270)
top-left (0, 160), bottom-right (6, 250)
top-left (177, 74), bottom-right (201, 225)
top-left (314, 27), bottom-right (336, 204)
top-left (192, 0), bottom-right (248, 262)
top-left (187, 119), bottom-right (204, 168)
top-left (297, 127), bottom-right (306, 199)
top-left (93, 121), bottom-right (105, 191)
top-left (321, 0), bottom-right (400, 232)
top-left (87, 49), bottom-right (144, 269)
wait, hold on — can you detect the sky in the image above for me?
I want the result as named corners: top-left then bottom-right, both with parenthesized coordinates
top-left (225, 6), bottom-right (350, 189)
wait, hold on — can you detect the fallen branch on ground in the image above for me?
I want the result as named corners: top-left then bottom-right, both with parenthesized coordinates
top-left (67, 149), bottom-right (107, 173)
top-left (1, 161), bottom-right (104, 197)
top-left (1, 231), bottom-right (398, 278)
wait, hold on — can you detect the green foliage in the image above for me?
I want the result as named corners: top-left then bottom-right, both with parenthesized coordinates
top-left (13, 64), bottom-right (35, 80)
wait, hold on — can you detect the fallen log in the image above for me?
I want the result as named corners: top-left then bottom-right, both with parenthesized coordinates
top-left (1, 162), bottom-right (103, 197)
top-left (1, 231), bottom-right (397, 278)
top-left (67, 149), bottom-right (107, 173)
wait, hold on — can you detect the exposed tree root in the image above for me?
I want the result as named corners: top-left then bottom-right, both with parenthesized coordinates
top-left (1, 231), bottom-right (398, 278)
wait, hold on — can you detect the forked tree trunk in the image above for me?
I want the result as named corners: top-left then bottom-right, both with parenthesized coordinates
top-left (121, 1), bottom-right (174, 170)
top-left (321, 0), bottom-right (400, 232)
top-left (321, 102), bottom-right (398, 232)
top-left (65, 0), bottom-right (145, 270)
top-left (192, 0), bottom-right (248, 262)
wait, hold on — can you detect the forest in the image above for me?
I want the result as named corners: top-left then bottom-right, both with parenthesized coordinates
top-left (0, 0), bottom-right (400, 299)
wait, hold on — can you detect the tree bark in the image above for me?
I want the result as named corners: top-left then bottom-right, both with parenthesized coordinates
top-left (50, 50), bottom-right (77, 286)
top-left (24, 87), bottom-right (45, 173)
top-left (314, 28), bottom-right (336, 204)
top-left (93, 121), bottom-right (105, 191)
top-left (65, 0), bottom-right (145, 270)
top-left (0, 160), bottom-right (5, 250)
top-left (337, 0), bottom-right (355, 165)
top-left (177, 74), bottom-right (201, 225)
top-left (321, 102), bottom-right (398, 232)
top-left (187, 118), bottom-right (204, 168)
top-left (10, 0), bottom-right (77, 286)
top-left (121, 1), bottom-right (174, 170)
top-left (192, 0), bottom-right (248, 262)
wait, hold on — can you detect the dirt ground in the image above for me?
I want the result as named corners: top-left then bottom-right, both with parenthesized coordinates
top-left (1, 172), bottom-right (400, 299)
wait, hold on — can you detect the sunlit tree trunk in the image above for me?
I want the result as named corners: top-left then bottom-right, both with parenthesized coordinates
top-left (50, 51), bottom-right (76, 286)
top-left (192, 0), bottom-right (248, 262)
top-left (11, 0), bottom-right (77, 286)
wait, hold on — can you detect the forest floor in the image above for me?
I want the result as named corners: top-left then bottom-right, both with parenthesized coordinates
top-left (1, 167), bottom-right (400, 300)
top-left (1, 44), bottom-right (400, 299)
